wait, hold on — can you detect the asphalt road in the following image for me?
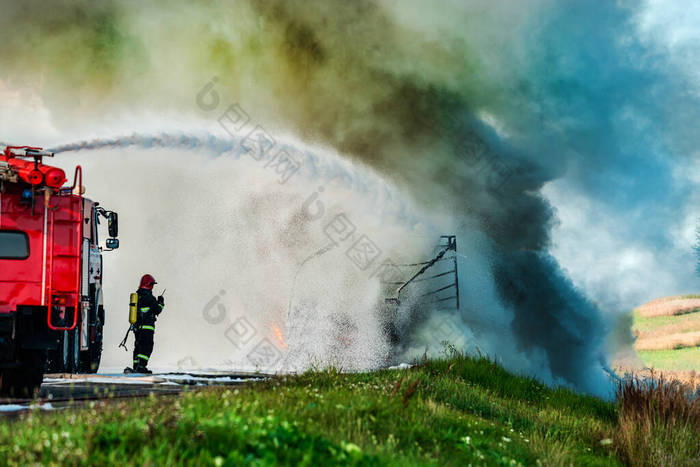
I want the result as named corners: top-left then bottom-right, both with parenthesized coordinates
top-left (0, 371), bottom-right (267, 415)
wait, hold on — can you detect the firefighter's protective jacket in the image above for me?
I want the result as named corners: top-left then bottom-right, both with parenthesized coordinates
top-left (135, 288), bottom-right (163, 327)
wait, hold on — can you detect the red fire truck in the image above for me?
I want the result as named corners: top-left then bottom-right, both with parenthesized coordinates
top-left (0, 146), bottom-right (119, 396)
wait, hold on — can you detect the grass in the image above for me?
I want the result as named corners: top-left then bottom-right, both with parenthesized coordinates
top-left (632, 305), bottom-right (700, 369)
top-left (635, 296), bottom-right (700, 318)
top-left (0, 352), bottom-right (696, 465)
top-left (637, 347), bottom-right (700, 372)
top-left (634, 311), bottom-right (700, 334)
top-left (644, 295), bottom-right (700, 302)
top-left (616, 375), bottom-right (700, 466)
top-left (635, 332), bottom-right (700, 351)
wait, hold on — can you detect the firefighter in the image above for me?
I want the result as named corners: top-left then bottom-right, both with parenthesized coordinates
top-left (131, 274), bottom-right (164, 374)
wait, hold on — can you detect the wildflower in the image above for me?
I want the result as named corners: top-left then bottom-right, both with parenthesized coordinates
top-left (344, 442), bottom-right (362, 454)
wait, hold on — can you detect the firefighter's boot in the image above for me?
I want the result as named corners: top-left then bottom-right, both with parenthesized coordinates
top-left (134, 353), bottom-right (152, 374)
top-left (133, 360), bottom-right (152, 374)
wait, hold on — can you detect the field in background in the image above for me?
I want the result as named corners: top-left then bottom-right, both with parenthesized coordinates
top-left (632, 295), bottom-right (700, 378)
top-left (636, 348), bottom-right (700, 372)
top-left (635, 295), bottom-right (700, 318)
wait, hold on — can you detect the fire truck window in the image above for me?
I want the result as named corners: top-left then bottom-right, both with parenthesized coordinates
top-left (0, 231), bottom-right (30, 260)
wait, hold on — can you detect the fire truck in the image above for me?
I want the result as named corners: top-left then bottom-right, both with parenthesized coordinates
top-left (0, 146), bottom-right (119, 396)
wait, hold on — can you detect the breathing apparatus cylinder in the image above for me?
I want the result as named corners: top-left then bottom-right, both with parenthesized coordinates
top-left (129, 293), bottom-right (138, 324)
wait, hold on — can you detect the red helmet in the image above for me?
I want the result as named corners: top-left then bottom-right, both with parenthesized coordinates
top-left (138, 274), bottom-right (157, 290)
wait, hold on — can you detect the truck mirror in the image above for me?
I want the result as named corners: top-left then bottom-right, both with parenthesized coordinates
top-left (106, 238), bottom-right (119, 250)
top-left (108, 212), bottom-right (118, 237)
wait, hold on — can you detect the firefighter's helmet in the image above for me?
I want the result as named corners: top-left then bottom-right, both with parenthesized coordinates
top-left (138, 274), bottom-right (157, 290)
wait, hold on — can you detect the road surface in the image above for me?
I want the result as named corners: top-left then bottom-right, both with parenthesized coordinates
top-left (0, 371), bottom-right (268, 416)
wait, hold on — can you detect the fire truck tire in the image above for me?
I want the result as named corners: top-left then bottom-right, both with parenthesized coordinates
top-left (45, 331), bottom-right (66, 373)
top-left (79, 318), bottom-right (103, 373)
top-left (67, 329), bottom-right (80, 373)
top-left (0, 350), bottom-right (47, 397)
top-left (62, 330), bottom-right (70, 371)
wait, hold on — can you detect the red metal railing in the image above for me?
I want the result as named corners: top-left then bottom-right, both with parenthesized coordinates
top-left (47, 165), bottom-right (83, 331)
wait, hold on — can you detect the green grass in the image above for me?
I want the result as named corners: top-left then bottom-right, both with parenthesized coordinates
top-left (632, 309), bottom-right (700, 371)
top-left (3, 353), bottom-right (697, 465)
top-left (633, 311), bottom-right (700, 333)
top-left (637, 347), bottom-right (700, 372)
top-left (0, 354), bottom-right (624, 466)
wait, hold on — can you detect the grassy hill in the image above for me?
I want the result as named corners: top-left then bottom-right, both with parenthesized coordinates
top-left (633, 295), bottom-right (700, 374)
top-left (0, 353), bottom-right (697, 465)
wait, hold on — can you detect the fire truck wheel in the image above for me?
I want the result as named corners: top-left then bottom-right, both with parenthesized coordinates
top-left (80, 323), bottom-right (103, 374)
top-left (0, 350), bottom-right (47, 398)
top-left (45, 331), bottom-right (66, 373)
top-left (67, 329), bottom-right (80, 373)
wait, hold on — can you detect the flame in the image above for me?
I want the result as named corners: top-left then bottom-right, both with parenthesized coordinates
top-left (271, 323), bottom-right (287, 349)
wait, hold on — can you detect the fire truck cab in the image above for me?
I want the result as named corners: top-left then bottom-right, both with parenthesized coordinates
top-left (0, 146), bottom-right (118, 396)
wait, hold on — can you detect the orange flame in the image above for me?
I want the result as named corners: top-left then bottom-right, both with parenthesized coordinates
top-left (271, 323), bottom-right (287, 349)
